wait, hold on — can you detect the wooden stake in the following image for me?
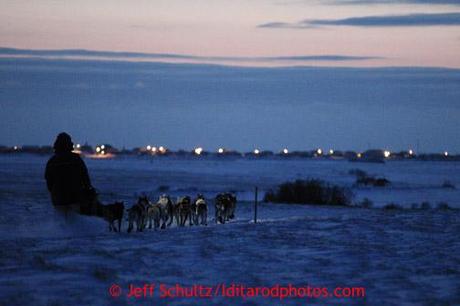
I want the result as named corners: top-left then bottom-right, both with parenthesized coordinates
top-left (254, 186), bottom-right (258, 224)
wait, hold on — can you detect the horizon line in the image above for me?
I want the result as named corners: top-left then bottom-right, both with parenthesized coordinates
top-left (3, 144), bottom-right (456, 156)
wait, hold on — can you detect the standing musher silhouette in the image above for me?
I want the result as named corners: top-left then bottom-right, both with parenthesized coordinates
top-left (45, 132), bottom-right (97, 216)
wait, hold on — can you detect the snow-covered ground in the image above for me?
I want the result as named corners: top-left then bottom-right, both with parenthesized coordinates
top-left (0, 154), bottom-right (459, 305)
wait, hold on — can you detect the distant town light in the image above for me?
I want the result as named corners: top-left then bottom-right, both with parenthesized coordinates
top-left (384, 150), bottom-right (391, 158)
top-left (316, 148), bottom-right (322, 155)
top-left (76, 144), bottom-right (81, 149)
top-left (329, 149), bottom-right (334, 155)
top-left (101, 145), bottom-right (105, 150)
top-left (357, 153), bottom-right (362, 158)
top-left (194, 147), bottom-right (203, 155)
top-left (96, 147), bottom-right (101, 153)
top-left (409, 149), bottom-right (414, 156)
top-left (13, 146), bottom-right (18, 150)
top-left (283, 148), bottom-right (289, 154)
top-left (101, 150), bottom-right (105, 155)
top-left (444, 151), bottom-right (449, 157)
top-left (146, 145), bottom-right (151, 151)
top-left (151, 146), bottom-right (157, 153)
top-left (254, 149), bottom-right (260, 155)
top-left (159, 146), bottom-right (166, 153)
top-left (218, 148), bottom-right (224, 154)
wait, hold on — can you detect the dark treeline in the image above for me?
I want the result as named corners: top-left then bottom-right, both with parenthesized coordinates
top-left (0, 145), bottom-right (458, 161)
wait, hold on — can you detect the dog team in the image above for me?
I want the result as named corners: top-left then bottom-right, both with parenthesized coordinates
top-left (97, 193), bottom-right (237, 232)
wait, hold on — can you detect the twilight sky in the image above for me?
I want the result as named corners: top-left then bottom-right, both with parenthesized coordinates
top-left (1, 0), bottom-right (460, 67)
top-left (1, 0), bottom-right (460, 153)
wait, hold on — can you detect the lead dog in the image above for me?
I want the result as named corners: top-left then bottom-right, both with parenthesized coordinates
top-left (215, 193), bottom-right (237, 224)
top-left (226, 193), bottom-right (237, 220)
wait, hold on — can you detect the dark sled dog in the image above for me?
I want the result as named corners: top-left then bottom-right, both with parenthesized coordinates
top-left (215, 193), bottom-right (237, 224)
top-left (80, 187), bottom-right (124, 232)
top-left (97, 201), bottom-right (124, 232)
top-left (127, 196), bottom-right (149, 232)
top-left (175, 196), bottom-right (192, 226)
